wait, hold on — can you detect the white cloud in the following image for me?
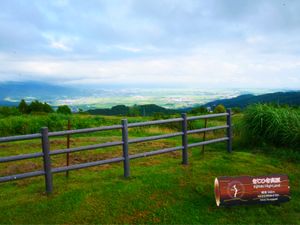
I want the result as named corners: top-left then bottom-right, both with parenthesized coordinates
top-left (50, 40), bottom-right (71, 51)
top-left (1, 0), bottom-right (300, 89)
top-left (42, 34), bottom-right (74, 52)
top-left (245, 35), bottom-right (265, 44)
top-left (114, 45), bottom-right (142, 53)
top-left (1, 45), bottom-right (300, 89)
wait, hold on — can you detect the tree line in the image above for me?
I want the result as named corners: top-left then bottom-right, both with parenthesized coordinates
top-left (0, 99), bottom-right (71, 117)
top-left (18, 99), bottom-right (72, 114)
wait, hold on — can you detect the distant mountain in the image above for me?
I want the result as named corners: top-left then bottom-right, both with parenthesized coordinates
top-left (87, 104), bottom-right (179, 116)
top-left (0, 81), bottom-right (82, 103)
top-left (0, 100), bottom-right (18, 106)
top-left (204, 91), bottom-right (300, 108)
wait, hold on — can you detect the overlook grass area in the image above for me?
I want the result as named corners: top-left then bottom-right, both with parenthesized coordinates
top-left (0, 111), bottom-right (300, 224)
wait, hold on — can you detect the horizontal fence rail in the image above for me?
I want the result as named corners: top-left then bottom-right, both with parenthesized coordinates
top-left (0, 109), bottom-right (232, 194)
top-left (50, 141), bottom-right (124, 156)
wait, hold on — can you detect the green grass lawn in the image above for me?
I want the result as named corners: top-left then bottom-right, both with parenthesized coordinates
top-left (0, 115), bottom-right (300, 224)
top-left (1, 143), bottom-right (300, 224)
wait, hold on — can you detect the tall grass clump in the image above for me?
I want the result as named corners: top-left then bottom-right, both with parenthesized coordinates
top-left (242, 104), bottom-right (300, 147)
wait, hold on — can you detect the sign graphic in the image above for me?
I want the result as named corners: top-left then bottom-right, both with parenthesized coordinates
top-left (214, 174), bottom-right (290, 206)
top-left (227, 181), bottom-right (245, 199)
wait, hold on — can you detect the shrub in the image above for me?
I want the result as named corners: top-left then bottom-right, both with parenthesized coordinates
top-left (189, 106), bottom-right (208, 115)
top-left (16, 100), bottom-right (54, 114)
top-left (57, 105), bottom-right (72, 114)
top-left (214, 104), bottom-right (226, 113)
top-left (0, 114), bottom-right (107, 136)
top-left (0, 106), bottom-right (21, 117)
top-left (18, 99), bottom-right (28, 114)
top-left (241, 104), bottom-right (300, 147)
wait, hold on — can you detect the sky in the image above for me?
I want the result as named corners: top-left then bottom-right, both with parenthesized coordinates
top-left (0, 0), bottom-right (300, 89)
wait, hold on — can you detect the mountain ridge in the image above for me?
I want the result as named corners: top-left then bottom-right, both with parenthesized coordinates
top-left (0, 81), bottom-right (84, 101)
top-left (204, 91), bottom-right (300, 108)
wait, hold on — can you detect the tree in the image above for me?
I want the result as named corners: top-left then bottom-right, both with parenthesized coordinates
top-left (43, 102), bottom-right (54, 113)
top-left (57, 105), bottom-right (72, 114)
top-left (28, 100), bottom-right (53, 113)
top-left (28, 100), bottom-right (43, 113)
top-left (18, 99), bottom-right (28, 114)
top-left (190, 106), bottom-right (208, 115)
top-left (128, 105), bottom-right (140, 116)
top-left (77, 108), bottom-right (88, 115)
top-left (214, 104), bottom-right (226, 113)
top-left (111, 105), bottom-right (129, 115)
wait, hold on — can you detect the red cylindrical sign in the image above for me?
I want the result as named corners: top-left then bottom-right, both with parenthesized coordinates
top-left (214, 174), bottom-right (290, 206)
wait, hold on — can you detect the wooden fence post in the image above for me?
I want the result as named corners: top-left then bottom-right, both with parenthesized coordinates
top-left (226, 109), bottom-right (232, 153)
top-left (41, 127), bottom-right (53, 194)
top-left (122, 119), bottom-right (130, 177)
top-left (202, 118), bottom-right (207, 154)
top-left (66, 118), bottom-right (71, 177)
top-left (181, 113), bottom-right (188, 165)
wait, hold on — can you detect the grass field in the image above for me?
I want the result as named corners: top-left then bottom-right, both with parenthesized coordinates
top-left (0, 115), bottom-right (300, 224)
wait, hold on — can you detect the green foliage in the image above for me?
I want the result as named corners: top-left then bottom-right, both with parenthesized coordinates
top-left (43, 102), bottom-right (54, 113)
top-left (128, 105), bottom-right (141, 116)
top-left (0, 106), bottom-right (20, 118)
top-left (18, 99), bottom-right (28, 114)
top-left (28, 100), bottom-right (45, 113)
top-left (213, 104), bottom-right (226, 113)
top-left (1, 100), bottom-right (56, 116)
top-left (0, 114), bottom-right (67, 136)
top-left (152, 112), bottom-right (171, 120)
top-left (57, 105), bottom-right (72, 114)
top-left (232, 107), bottom-right (242, 113)
top-left (28, 100), bottom-right (54, 113)
top-left (241, 104), bottom-right (300, 147)
top-left (77, 108), bottom-right (88, 115)
top-left (88, 104), bottom-right (178, 117)
top-left (111, 105), bottom-right (129, 115)
top-left (0, 114), bottom-right (147, 136)
top-left (138, 104), bottom-right (178, 116)
top-left (87, 105), bottom-right (129, 116)
top-left (189, 106), bottom-right (208, 115)
top-left (205, 91), bottom-right (300, 108)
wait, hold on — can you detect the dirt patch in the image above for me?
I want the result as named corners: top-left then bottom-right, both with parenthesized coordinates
top-left (149, 192), bottom-right (159, 200)
top-left (135, 158), bottom-right (162, 166)
top-left (51, 139), bottom-right (71, 146)
top-left (0, 144), bottom-right (11, 148)
top-left (179, 179), bottom-right (188, 187)
top-left (120, 210), bottom-right (151, 224)
top-left (89, 164), bottom-right (112, 171)
top-left (166, 151), bottom-right (181, 159)
top-left (50, 151), bottom-right (122, 168)
top-left (4, 162), bottom-right (41, 175)
top-left (149, 191), bottom-right (174, 208)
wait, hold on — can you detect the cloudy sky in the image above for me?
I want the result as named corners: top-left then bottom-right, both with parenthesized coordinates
top-left (0, 0), bottom-right (300, 89)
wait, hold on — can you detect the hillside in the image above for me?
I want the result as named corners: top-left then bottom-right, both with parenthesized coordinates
top-left (87, 104), bottom-right (179, 116)
top-left (204, 91), bottom-right (300, 108)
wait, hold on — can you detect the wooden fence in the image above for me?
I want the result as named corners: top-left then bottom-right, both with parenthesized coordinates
top-left (0, 110), bottom-right (232, 194)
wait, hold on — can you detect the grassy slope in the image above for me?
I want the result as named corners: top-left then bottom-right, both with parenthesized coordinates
top-left (0, 116), bottom-right (300, 224)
